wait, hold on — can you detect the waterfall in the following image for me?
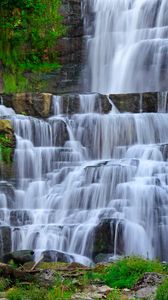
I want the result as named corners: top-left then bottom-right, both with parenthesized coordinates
top-left (1, 94), bottom-right (168, 264)
top-left (84, 0), bottom-right (168, 93)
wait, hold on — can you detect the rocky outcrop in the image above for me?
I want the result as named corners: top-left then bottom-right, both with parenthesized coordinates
top-left (3, 93), bottom-right (52, 118)
top-left (0, 120), bottom-right (15, 179)
top-left (47, 0), bottom-right (84, 93)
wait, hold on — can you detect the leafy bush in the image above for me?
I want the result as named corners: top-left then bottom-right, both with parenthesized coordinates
top-left (156, 279), bottom-right (168, 300)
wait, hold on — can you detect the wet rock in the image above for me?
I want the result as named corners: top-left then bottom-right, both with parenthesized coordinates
top-left (92, 219), bottom-right (124, 261)
top-left (56, 93), bottom-right (111, 114)
top-left (0, 227), bottom-right (11, 258)
top-left (10, 210), bottom-right (32, 226)
top-left (42, 250), bottom-right (74, 263)
top-left (109, 92), bottom-right (158, 113)
top-left (3, 93), bottom-right (52, 118)
top-left (49, 0), bottom-right (84, 94)
top-left (50, 119), bottom-right (69, 146)
top-left (94, 253), bottom-right (116, 264)
top-left (160, 144), bottom-right (168, 160)
top-left (0, 182), bottom-right (15, 208)
top-left (3, 250), bottom-right (35, 265)
top-left (61, 94), bottom-right (80, 114)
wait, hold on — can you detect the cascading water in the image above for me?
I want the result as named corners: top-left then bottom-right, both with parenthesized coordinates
top-left (84, 0), bottom-right (168, 93)
top-left (0, 93), bottom-right (168, 263)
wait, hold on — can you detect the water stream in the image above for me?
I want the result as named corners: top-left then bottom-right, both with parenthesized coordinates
top-left (84, 0), bottom-right (168, 93)
top-left (0, 94), bottom-right (168, 263)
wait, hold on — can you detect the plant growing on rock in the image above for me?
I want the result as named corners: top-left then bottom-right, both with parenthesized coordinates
top-left (0, 0), bottom-right (66, 92)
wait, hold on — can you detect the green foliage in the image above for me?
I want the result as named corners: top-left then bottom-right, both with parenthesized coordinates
top-left (156, 279), bottom-right (168, 300)
top-left (93, 257), bottom-right (166, 289)
top-left (0, 277), bottom-right (11, 292)
top-left (106, 289), bottom-right (122, 300)
top-left (7, 285), bottom-right (48, 300)
top-left (0, 133), bottom-right (13, 163)
top-left (0, 0), bottom-right (65, 92)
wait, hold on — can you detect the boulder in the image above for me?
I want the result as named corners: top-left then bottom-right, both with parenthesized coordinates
top-left (49, 119), bottom-right (69, 146)
top-left (2, 250), bottom-right (35, 265)
top-left (92, 219), bottom-right (124, 261)
top-left (42, 250), bottom-right (74, 263)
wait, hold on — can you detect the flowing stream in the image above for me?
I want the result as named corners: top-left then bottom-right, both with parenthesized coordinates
top-left (84, 0), bottom-right (168, 93)
top-left (0, 94), bottom-right (168, 263)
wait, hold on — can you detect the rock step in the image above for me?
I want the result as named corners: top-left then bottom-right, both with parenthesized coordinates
top-left (1, 91), bottom-right (168, 117)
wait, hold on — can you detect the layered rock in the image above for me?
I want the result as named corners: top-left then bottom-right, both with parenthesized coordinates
top-left (48, 0), bottom-right (84, 93)
top-left (56, 93), bottom-right (111, 114)
top-left (3, 93), bottom-right (52, 118)
top-left (110, 92), bottom-right (167, 113)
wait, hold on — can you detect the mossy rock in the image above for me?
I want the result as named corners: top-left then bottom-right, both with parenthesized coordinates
top-left (0, 119), bottom-right (15, 179)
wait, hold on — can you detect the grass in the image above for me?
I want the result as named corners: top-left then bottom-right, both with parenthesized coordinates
top-left (156, 279), bottom-right (168, 300)
top-left (0, 278), bottom-right (11, 292)
top-left (89, 256), bottom-right (167, 289)
top-left (3, 257), bottom-right (168, 299)
top-left (7, 286), bottom-right (48, 300)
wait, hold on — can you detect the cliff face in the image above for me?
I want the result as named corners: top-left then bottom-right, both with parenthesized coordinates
top-left (47, 0), bottom-right (84, 94)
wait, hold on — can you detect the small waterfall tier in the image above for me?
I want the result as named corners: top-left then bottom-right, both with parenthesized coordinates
top-left (84, 0), bottom-right (168, 93)
top-left (0, 93), bottom-right (168, 264)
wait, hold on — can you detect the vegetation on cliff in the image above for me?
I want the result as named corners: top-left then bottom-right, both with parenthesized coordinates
top-left (0, 0), bottom-right (65, 93)
top-left (0, 120), bottom-right (15, 164)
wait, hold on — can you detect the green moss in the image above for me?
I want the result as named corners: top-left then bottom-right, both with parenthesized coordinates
top-left (39, 262), bottom-right (68, 270)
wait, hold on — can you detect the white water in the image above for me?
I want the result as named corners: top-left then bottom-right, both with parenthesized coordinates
top-left (0, 94), bottom-right (168, 263)
top-left (84, 0), bottom-right (168, 93)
